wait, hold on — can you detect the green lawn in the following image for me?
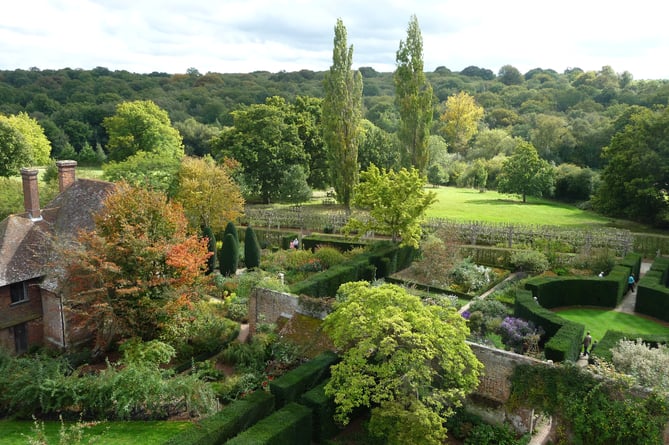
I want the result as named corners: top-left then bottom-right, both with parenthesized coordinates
top-left (554, 308), bottom-right (669, 343)
top-left (425, 187), bottom-right (640, 229)
top-left (0, 419), bottom-right (192, 445)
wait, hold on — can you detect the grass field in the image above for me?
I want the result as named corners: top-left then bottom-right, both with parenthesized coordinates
top-left (0, 419), bottom-right (192, 445)
top-left (554, 308), bottom-right (669, 342)
top-left (424, 187), bottom-right (645, 230)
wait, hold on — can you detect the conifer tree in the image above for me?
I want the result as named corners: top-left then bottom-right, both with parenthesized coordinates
top-left (219, 233), bottom-right (239, 277)
top-left (244, 225), bottom-right (261, 270)
top-left (201, 226), bottom-right (216, 274)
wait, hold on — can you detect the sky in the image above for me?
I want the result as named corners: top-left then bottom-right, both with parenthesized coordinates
top-left (1, 0), bottom-right (668, 80)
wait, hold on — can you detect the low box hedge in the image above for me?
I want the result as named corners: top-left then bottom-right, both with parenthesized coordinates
top-left (225, 402), bottom-right (312, 445)
top-left (270, 350), bottom-right (339, 409)
top-left (162, 390), bottom-right (275, 445)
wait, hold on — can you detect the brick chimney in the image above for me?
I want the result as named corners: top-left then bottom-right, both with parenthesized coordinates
top-left (56, 160), bottom-right (77, 192)
top-left (20, 168), bottom-right (41, 221)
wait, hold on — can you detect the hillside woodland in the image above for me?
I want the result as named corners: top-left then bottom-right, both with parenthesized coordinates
top-left (1, 64), bottom-right (669, 226)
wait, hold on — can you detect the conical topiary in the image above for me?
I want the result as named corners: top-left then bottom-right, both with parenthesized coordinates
top-left (223, 221), bottom-right (239, 243)
top-left (219, 233), bottom-right (239, 277)
top-left (244, 225), bottom-right (261, 270)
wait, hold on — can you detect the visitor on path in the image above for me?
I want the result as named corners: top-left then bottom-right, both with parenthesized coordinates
top-left (628, 273), bottom-right (636, 293)
top-left (582, 331), bottom-right (592, 356)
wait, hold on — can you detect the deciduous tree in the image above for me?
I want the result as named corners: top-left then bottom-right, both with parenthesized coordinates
top-left (103, 100), bottom-right (184, 162)
top-left (214, 96), bottom-right (308, 204)
top-left (322, 18), bottom-right (363, 208)
top-left (0, 118), bottom-right (30, 177)
top-left (61, 182), bottom-right (211, 351)
top-left (6, 112), bottom-right (52, 166)
top-left (439, 92), bottom-right (484, 155)
top-left (323, 281), bottom-right (482, 445)
top-left (344, 164), bottom-right (436, 248)
top-left (174, 155), bottom-right (244, 231)
top-left (497, 141), bottom-right (554, 203)
top-left (394, 15), bottom-right (433, 175)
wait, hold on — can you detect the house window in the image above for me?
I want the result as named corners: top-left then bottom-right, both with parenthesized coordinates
top-left (14, 323), bottom-right (28, 354)
top-left (10, 282), bottom-right (28, 304)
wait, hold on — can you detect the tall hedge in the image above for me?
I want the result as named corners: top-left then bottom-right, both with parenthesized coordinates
top-left (245, 225), bottom-right (261, 269)
top-left (220, 233), bottom-right (239, 277)
top-left (202, 226), bottom-right (216, 274)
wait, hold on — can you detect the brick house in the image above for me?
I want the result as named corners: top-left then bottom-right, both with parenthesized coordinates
top-left (0, 161), bottom-right (114, 353)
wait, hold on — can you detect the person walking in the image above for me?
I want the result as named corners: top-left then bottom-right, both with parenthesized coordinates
top-left (628, 273), bottom-right (636, 293)
top-left (582, 331), bottom-right (592, 357)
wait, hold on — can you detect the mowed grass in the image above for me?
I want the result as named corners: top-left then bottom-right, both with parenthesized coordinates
top-left (0, 419), bottom-right (192, 445)
top-left (424, 186), bottom-right (643, 229)
top-left (554, 308), bottom-right (669, 343)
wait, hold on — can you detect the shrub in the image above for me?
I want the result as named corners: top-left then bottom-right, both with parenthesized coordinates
top-left (611, 338), bottom-right (669, 395)
top-left (509, 250), bottom-right (549, 274)
top-left (498, 316), bottom-right (544, 354)
top-left (219, 233), bottom-right (240, 276)
top-left (448, 258), bottom-right (495, 293)
top-left (245, 225), bottom-right (261, 269)
top-left (314, 246), bottom-right (346, 269)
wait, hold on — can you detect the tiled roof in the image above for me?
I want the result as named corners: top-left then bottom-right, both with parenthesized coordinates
top-left (0, 178), bottom-right (114, 287)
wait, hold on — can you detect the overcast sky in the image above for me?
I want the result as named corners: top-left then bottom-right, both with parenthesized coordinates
top-left (1, 0), bottom-right (668, 80)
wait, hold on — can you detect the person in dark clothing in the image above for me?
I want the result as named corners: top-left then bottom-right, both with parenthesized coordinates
top-left (582, 331), bottom-right (592, 356)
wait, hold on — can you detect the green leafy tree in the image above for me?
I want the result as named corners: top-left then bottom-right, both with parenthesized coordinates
top-left (174, 117), bottom-right (221, 157)
top-left (61, 182), bottom-right (212, 351)
top-left (344, 164), bottom-right (436, 248)
top-left (103, 151), bottom-right (181, 196)
top-left (439, 91), bottom-right (484, 155)
top-left (293, 96), bottom-right (328, 190)
top-left (497, 141), bottom-right (554, 203)
top-left (322, 18), bottom-right (363, 208)
top-left (214, 96), bottom-right (308, 204)
top-left (0, 118), bottom-right (30, 177)
top-left (323, 281), bottom-right (482, 445)
top-left (394, 15), bottom-right (433, 175)
top-left (219, 232), bottom-right (239, 277)
top-left (103, 100), bottom-right (184, 162)
top-left (6, 112), bottom-right (52, 166)
top-left (244, 225), bottom-right (261, 270)
top-left (358, 119), bottom-right (401, 171)
top-left (594, 106), bottom-right (669, 226)
top-left (174, 155), bottom-right (245, 231)
top-left (277, 164), bottom-right (312, 204)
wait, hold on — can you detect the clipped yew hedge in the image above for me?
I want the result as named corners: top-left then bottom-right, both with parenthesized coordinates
top-left (515, 289), bottom-right (584, 362)
top-left (290, 242), bottom-right (415, 298)
top-left (636, 255), bottom-right (669, 322)
top-left (225, 402), bottom-right (312, 445)
top-left (299, 380), bottom-right (340, 444)
top-left (162, 390), bottom-right (275, 445)
top-left (269, 351), bottom-right (339, 409)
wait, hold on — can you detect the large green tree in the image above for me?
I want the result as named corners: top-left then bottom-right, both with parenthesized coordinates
top-left (344, 164), bottom-right (436, 248)
top-left (215, 96), bottom-right (308, 204)
top-left (103, 100), bottom-right (184, 162)
top-left (394, 15), bottom-right (433, 175)
top-left (323, 281), bottom-right (482, 445)
top-left (497, 140), bottom-right (554, 203)
top-left (0, 118), bottom-right (30, 177)
top-left (322, 18), bottom-right (363, 208)
top-left (6, 112), bottom-right (52, 166)
top-left (594, 106), bottom-right (669, 226)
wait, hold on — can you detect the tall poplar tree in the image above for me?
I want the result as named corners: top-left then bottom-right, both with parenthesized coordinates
top-left (394, 15), bottom-right (433, 176)
top-left (322, 18), bottom-right (363, 209)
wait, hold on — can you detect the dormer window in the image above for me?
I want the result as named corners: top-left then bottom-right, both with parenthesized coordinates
top-left (10, 282), bottom-right (28, 304)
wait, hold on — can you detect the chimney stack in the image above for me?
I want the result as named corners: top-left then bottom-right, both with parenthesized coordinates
top-left (56, 160), bottom-right (77, 192)
top-left (20, 168), bottom-right (41, 221)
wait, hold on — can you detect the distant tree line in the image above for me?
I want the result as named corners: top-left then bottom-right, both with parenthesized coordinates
top-left (1, 29), bottom-right (668, 225)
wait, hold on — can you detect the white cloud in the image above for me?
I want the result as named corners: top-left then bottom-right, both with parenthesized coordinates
top-left (0, 0), bottom-right (667, 79)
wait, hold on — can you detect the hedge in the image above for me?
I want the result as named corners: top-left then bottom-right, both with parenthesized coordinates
top-left (301, 234), bottom-right (368, 252)
top-left (299, 380), bottom-right (340, 443)
top-left (524, 276), bottom-right (621, 309)
top-left (225, 402), bottom-right (312, 445)
top-left (269, 351), bottom-right (339, 409)
top-left (514, 289), bottom-right (584, 362)
top-left (636, 256), bottom-right (669, 322)
top-left (290, 242), bottom-right (416, 298)
top-left (162, 390), bottom-right (275, 445)
top-left (591, 330), bottom-right (669, 364)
